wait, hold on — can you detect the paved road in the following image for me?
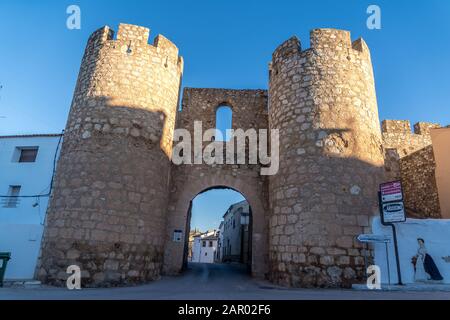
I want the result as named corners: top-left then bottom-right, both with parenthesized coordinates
top-left (1, 263), bottom-right (450, 300)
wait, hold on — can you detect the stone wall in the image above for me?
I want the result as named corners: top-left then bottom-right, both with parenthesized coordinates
top-left (163, 88), bottom-right (270, 278)
top-left (400, 146), bottom-right (440, 218)
top-left (268, 29), bottom-right (385, 288)
top-left (37, 23), bottom-right (444, 289)
top-left (381, 120), bottom-right (441, 218)
top-left (36, 24), bottom-right (183, 287)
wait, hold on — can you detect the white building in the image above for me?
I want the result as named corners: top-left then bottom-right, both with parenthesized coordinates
top-left (215, 221), bottom-right (224, 262)
top-left (0, 133), bottom-right (62, 280)
top-left (221, 200), bottom-right (250, 263)
top-left (191, 230), bottom-right (218, 263)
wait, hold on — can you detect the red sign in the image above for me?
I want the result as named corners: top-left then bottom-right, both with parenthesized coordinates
top-left (380, 181), bottom-right (403, 202)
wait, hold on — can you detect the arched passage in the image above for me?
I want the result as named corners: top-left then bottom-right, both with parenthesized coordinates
top-left (184, 186), bottom-right (252, 272)
top-left (163, 174), bottom-right (268, 279)
top-left (163, 88), bottom-right (269, 280)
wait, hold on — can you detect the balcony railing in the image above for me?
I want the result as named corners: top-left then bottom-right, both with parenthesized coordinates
top-left (1, 197), bottom-right (20, 208)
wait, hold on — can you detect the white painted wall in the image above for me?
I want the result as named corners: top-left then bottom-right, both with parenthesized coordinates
top-left (216, 222), bottom-right (224, 262)
top-left (192, 236), bottom-right (201, 262)
top-left (372, 217), bottom-right (450, 284)
top-left (222, 201), bottom-right (249, 259)
top-left (191, 234), bottom-right (217, 263)
top-left (0, 224), bottom-right (43, 279)
top-left (0, 135), bottom-right (62, 279)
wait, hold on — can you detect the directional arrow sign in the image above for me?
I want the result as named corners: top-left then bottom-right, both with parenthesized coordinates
top-left (357, 234), bottom-right (391, 243)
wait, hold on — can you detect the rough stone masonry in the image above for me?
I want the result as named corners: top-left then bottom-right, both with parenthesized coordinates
top-left (36, 23), bottom-right (442, 288)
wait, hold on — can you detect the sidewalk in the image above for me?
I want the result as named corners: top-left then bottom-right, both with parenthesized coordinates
top-left (352, 283), bottom-right (450, 292)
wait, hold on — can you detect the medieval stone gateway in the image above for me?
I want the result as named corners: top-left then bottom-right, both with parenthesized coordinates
top-left (36, 23), bottom-right (407, 288)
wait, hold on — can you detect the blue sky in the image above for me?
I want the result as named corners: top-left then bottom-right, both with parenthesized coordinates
top-left (0, 0), bottom-right (449, 230)
top-left (0, 0), bottom-right (449, 136)
top-left (191, 189), bottom-right (245, 232)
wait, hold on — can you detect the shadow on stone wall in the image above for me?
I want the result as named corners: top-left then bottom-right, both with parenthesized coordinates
top-left (399, 145), bottom-right (441, 218)
top-left (38, 96), bottom-right (176, 287)
top-left (41, 105), bottom-right (392, 288)
top-left (268, 150), bottom-right (386, 288)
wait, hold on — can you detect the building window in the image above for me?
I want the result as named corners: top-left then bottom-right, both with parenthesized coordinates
top-left (3, 185), bottom-right (21, 208)
top-left (209, 241), bottom-right (213, 247)
top-left (205, 252), bottom-right (207, 256)
top-left (202, 241), bottom-right (206, 247)
top-left (233, 219), bottom-right (235, 229)
top-left (215, 105), bottom-right (232, 141)
top-left (17, 147), bottom-right (39, 162)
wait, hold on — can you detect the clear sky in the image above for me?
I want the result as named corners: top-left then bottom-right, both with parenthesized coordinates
top-left (0, 0), bottom-right (449, 135)
top-left (0, 1), bottom-right (449, 230)
top-left (191, 189), bottom-right (245, 232)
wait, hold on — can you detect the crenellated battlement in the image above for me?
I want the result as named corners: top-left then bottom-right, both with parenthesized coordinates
top-left (310, 28), bottom-right (351, 50)
top-left (86, 25), bottom-right (114, 46)
top-left (86, 23), bottom-right (182, 69)
top-left (272, 36), bottom-right (301, 64)
top-left (272, 28), bottom-right (371, 68)
top-left (351, 38), bottom-right (370, 54)
top-left (381, 120), bottom-right (412, 134)
top-left (381, 120), bottom-right (440, 136)
top-left (116, 23), bottom-right (150, 44)
top-left (414, 122), bottom-right (441, 135)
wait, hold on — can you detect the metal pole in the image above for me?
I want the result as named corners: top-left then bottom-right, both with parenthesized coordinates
top-left (364, 243), bottom-right (368, 278)
top-left (378, 191), bottom-right (403, 285)
top-left (385, 242), bottom-right (391, 285)
top-left (390, 224), bottom-right (403, 285)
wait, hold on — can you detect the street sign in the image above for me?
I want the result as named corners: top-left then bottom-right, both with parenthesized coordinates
top-left (357, 234), bottom-right (392, 285)
top-left (382, 201), bottom-right (406, 223)
top-left (379, 180), bottom-right (406, 224)
top-left (173, 229), bottom-right (183, 242)
top-left (378, 180), bottom-right (406, 285)
top-left (380, 181), bottom-right (403, 202)
top-left (357, 234), bottom-right (391, 243)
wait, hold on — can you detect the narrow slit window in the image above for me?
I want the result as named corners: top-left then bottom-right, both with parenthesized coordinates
top-left (215, 105), bottom-right (232, 141)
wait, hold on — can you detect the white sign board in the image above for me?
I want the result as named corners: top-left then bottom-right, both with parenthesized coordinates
top-left (173, 229), bottom-right (183, 242)
top-left (379, 180), bottom-right (406, 224)
top-left (382, 201), bottom-right (406, 223)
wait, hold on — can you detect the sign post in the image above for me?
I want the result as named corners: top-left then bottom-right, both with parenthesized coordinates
top-left (357, 234), bottom-right (391, 285)
top-left (379, 180), bottom-right (405, 285)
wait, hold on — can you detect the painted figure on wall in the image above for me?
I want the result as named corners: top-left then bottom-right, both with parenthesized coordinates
top-left (412, 238), bottom-right (443, 282)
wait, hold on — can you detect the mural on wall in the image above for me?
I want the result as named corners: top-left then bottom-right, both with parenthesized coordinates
top-left (412, 238), bottom-right (444, 282)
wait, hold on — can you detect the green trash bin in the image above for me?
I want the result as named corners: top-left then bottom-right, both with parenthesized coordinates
top-left (0, 252), bottom-right (11, 287)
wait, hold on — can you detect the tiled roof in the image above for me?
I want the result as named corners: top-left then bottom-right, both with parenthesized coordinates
top-left (0, 133), bottom-right (63, 139)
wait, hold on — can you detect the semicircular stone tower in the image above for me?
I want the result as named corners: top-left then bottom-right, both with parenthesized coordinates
top-left (268, 29), bottom-right (385, 287)
top-left (37, 24), bottom-right (183, 286)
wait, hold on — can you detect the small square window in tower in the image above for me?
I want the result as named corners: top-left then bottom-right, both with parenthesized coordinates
top-left (18, 147), bottom-right (39, 162)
